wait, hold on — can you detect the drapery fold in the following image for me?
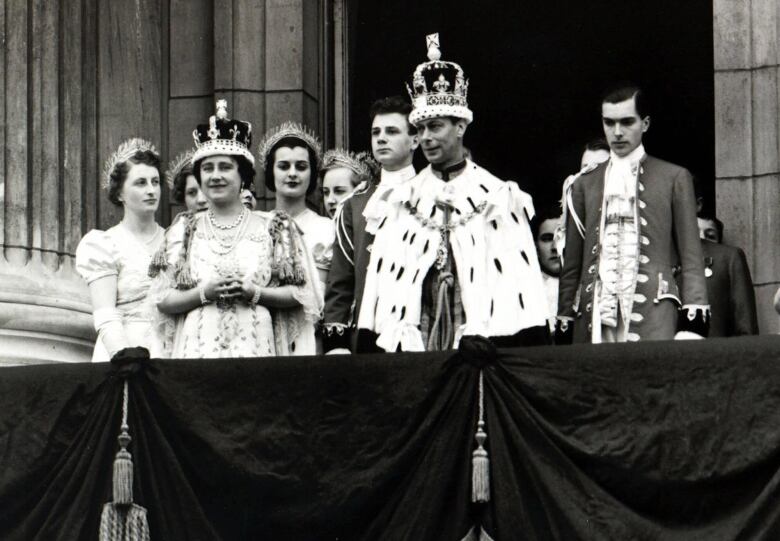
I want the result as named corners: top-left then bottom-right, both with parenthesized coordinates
top-left (3, 336), bottom-right (780, 540)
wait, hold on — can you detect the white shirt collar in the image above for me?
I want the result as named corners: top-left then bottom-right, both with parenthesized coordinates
top-left (379, 164), bottom-right (416, 187)
top-left (609, 143), bottom-right (645, 166)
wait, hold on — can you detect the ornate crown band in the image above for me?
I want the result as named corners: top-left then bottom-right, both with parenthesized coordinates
top-left (257, 121), bottom-right (322, 172)
top-left (165, 148), bottom-right (195, 189)
top-left (102, 138), bottom-right (159, 190)
top-left (321, 149), bottom-right (376, 184)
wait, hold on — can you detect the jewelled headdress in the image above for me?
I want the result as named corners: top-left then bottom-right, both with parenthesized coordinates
top-left (321, 149), bottom-right (377, 184)
top-left (102, 138), bottom-right (159, 190)
top-left (256, 121), bottom-right (322, 171)
top-left (407, 33), bottom-right (472, 126)
top-left (192, 99), bottom-right (254, 166)
top-left (165, 148), bottom-right (195, 189)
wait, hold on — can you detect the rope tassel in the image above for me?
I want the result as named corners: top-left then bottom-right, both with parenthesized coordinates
top-left (472, 371), bottom-right (490, 503)
top-left (99, 381), bottom-right (151, 541)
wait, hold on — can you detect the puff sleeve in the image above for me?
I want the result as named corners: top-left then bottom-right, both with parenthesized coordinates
top-left (75, 230), bottom-right (118, 284)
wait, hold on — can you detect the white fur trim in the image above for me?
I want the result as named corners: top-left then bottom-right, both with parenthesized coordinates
top-left (192, 139), bottom-right (255, 166)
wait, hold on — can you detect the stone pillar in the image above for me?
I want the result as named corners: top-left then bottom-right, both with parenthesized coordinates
top-left (714, 0), bottom-right (780, 333)
top-left (0, 0), bottom-right (96, 364)
top-left (1, 0), bottom-right (166, 364)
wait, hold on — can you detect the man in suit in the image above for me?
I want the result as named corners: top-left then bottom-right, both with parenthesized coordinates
top-left (697, 214), bottom-right (758, 336)
top-left (322, 96), bottom-right (419, 353)
top-left (557, 84), bottom-right (709, 343)
top-left (533, 206), bottom-right (564, 333)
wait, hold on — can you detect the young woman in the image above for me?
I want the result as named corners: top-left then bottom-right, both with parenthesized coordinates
top-left (258, 122), bottom-right (335, 296)
top-left (319, 149), bottom-right (374, 219)
top-left (167, 148), bottom-right (208, 212)
top-left (76, 138), bottom-right (165, 361)
top-left (151, 102), bottom-right (321, 357)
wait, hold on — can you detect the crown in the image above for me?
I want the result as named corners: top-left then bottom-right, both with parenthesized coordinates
top-left (321, 149), bottom-right (378, 184)
top-left (165, 148), bottom-right (196, 189)
top-left (406, 33), bottom-right (472, 126)
top-left (192, 99), bottom-right (254, 166)
top-left (102, 138), bottom-right (159, 190)
top-left (256, 121), bottom-right (322, 172)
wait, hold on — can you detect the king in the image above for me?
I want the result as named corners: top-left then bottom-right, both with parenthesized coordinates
top-left (356, 34), bottom-right (550, 352)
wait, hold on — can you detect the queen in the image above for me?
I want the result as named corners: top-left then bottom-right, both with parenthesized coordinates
top-left (151, 101), bottom-right (321, 358)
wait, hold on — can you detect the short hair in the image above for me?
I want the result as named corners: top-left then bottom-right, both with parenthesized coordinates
top-left (263, 137), bottom-right (319, 195)
top-left (369, 96), bottom-right (417, 134)
top-left (602, 83), bottom-right (648, 118)
top-left (583, 138), bottom-right (610, 153)
top-left (697, 211), bottom-right (724, 242)
top-left (531, 204), bottom-right (563, 240)
top-left (193, 154), bottom-right (255, 190)
top-left (107, 150), bottom-right (162, 207)
top-left (170, 161), bottom-right (194, 205)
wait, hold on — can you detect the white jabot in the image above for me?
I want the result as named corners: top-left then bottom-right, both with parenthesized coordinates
top-left (363, 164), bottom-right (417, 227)
top-left (604, 144), bottom-right (645, 198)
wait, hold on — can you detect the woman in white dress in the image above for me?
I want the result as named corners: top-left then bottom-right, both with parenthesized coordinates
top-left (257, 122), bottom-right (335, 297)
top-left (151, 101), bottom-right (321, 358)
top-left (75, 138), bottom-right (165, 362)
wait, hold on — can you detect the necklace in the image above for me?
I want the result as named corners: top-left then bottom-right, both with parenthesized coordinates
top-left (205, 209), bottom-right (250, 255)
top-left (208, 208), bottom-right (246, 230)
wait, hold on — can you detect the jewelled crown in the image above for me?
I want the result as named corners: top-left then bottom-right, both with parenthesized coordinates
top-left (321, 149), bottom-right (378, 184)
top-left (102, 138), bottom-right (159, 190)
top-left (256, 121), bottom-right (322, 171)
top-left (165, 148), bottom-right (195, 189)
top-left (407, 33), bottom-right (472, 126)
top-left (192, 99), bottom-right (254, 166)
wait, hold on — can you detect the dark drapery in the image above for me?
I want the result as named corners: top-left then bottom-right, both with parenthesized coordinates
top-left (3, 336), bottom-right (780, 540)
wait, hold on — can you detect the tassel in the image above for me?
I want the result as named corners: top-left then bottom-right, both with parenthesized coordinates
top-left (99, 381), bottom-right (151, 541)
top-left (471, 371), bottom-right (490, 503)
top-left (147, 244), bottom-right (168, 278)
top-left (175, 264), bottom-right (197, 290)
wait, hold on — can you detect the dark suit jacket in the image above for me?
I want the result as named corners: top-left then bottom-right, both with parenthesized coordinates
top-left (701, 240), bottom-right (758, 337)
top-left (558, 154), bottom-right (708, 342)
top-left (323, 183), bottom-right (377, 351)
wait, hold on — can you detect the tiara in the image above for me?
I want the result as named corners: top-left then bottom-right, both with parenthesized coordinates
top-left (165, 148), bottom-right (195, 189)
top-left (102, 138), bottom-right (159, 189)
top-left (256, 121), bottom-right (322, 171)
top-left (321, 149), bottom-right (377, 183)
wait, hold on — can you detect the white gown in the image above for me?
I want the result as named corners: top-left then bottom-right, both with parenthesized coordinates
top-left (75, 223), bottom-right (165, 362)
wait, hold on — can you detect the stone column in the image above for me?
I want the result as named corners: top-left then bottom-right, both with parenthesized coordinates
top-left (714, 0), bottom-right (780, 333)
top-left (1, 0), bottom-right (166, 364)
top-left (0, 0), bottom-right (96, 364)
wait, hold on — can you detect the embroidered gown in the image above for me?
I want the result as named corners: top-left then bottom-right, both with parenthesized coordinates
top-left (151, 211), bottom-right (321, 358)
top-left (75, 223), bottom-right (165, 362)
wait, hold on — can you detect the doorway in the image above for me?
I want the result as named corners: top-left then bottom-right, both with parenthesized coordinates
top-left (345, 0), bottom-right (714, 210)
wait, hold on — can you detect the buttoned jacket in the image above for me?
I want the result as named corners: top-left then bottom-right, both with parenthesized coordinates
top-left (701, 240), bottom-right (758, 337)
top-left (558, 155), bottom-right (708, 342)
top-left (323, 183), bottom-right (377, 351)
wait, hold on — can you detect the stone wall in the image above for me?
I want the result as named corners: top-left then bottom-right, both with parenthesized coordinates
top-left (714, 0), bottom-right (780, 333)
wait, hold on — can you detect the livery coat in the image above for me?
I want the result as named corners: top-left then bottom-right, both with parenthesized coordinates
top-left (322, 183), bottom-right (377, 351)
top-left (558, 155), bottom-right (708, 342)
top-left (701, 240), bottom-right (758, 337)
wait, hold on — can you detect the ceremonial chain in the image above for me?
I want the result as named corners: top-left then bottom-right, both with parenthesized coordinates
top-left (206, 208), bottom-right (250, 256)
top-left (403, 199), bottom-right (487, 269)
top-left (403, 199), bottom-right (488, 233)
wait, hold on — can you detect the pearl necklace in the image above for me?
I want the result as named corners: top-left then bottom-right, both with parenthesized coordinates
top-left (205, 208), bottom-right (250, 255)
top-left (208, 208), bottom-right (246, 230)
